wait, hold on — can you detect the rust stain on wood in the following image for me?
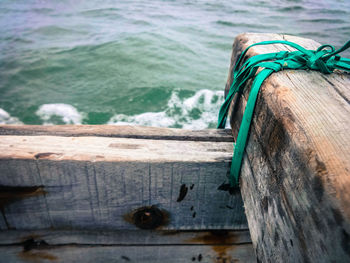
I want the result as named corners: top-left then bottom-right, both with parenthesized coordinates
top-left (18, 251), bottom-right (58, 262)
top-left (177, 184), bottom-right (188, 202)
top-left (18, 238), bottom-right (57, 262)
top-left (0, 185), bottom-right (46, 229)
top-left (187, 230), bottom-right (239, 263)
top-left (123, 205), bottom-right (170, 229)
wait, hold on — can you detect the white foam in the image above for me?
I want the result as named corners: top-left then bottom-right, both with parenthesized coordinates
top-left (36, 103), bottom-right (83, 124)
top-left (108, 89), bottom-right (228, 129)
top-left (0, 108), bottom-right (22, 124)
top-left (108, 111), bottom-right (175, 127)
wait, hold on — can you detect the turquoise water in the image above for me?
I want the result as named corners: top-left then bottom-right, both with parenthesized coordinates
top-left (1, 0), bottom-right (349, 128)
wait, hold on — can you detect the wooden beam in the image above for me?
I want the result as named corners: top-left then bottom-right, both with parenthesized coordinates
top-left (0, 125), bottom-right (233, 142)
top-left (0, 127), bottom-right (247, 231)
top-left (0, 229), bottom-right (252, 245)
top-left (0, 230), bottom-right (255, 263)
top-left (227, 33), bottom-right (350, 262)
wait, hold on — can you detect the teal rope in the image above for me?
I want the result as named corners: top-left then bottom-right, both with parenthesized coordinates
top-left (217, 39), bottom-right (350, 188)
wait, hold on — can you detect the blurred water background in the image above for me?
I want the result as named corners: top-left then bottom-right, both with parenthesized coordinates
top-left (1, 0), bottom-right (349, 128)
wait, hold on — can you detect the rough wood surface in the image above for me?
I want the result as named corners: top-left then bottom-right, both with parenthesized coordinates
top-left (0, 125), bottom-right (233, 142)
top-left (0, 229), bottom-right (252, 245)
top-left (0, 229), bottom-right (254, 263)
top-left (227, 33), bottom-right (350, 262)
top-left (0, 135), bottom-right (232, 162)
top-left (0, 229), bottom-right (254, 262)
top-left (0, 245), bottom-right (255, 263)
top-left (0, 129), bottom-right (247, 231)
top-left (0, 230), bottom-right (255, 262)
top-left (1, 245), bottom-right (255, 263)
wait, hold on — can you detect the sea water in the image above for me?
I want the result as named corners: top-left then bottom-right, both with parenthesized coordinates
top-left (1, 0), bottom-right (349, 128)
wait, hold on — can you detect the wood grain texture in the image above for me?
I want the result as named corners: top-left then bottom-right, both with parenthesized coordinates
top-left (0, 230), bottom-right (255, 263)
top-left (0, 229), bottom-right (252, 245)
top-left (226, 33), bottom-right (350, 262)
top-left (0, 136), bottom-right (233, 162)
top-left (0, 125), bottom-right (233, 142)
top-left (0, 245), bottom-right (255, 263)
top-left (0, 131), bottom-right (247, 230)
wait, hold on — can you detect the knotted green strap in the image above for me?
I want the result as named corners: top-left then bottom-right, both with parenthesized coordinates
top-left (217, 39), bottom-right (350, 188)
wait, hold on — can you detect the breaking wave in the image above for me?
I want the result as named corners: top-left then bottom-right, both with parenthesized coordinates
top-left (0, 108), bottom-right (22, 124)
top-left (108, 89), bottom-right (225, 129)
top-left (36, 103), bottom-right (83, 125)
top-left (2, 90), bottom-right (227, 128)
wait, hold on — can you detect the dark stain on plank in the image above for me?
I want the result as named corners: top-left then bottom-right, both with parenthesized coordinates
top-left (217, 183), bottom-right (240, 195)
top-left (0, 185), bottom-right (46, 229)
top-left (34, 152), bottom-right (61, 159)
top-left (22, 238), bottom-right (49, 252)
top-left (187, 230), bottom-right (238, 263)
top-left (18, 238), bottom-right (57, 262)
top-left (123, 205), bottom-right (169, 230)
top-left (177, 184), bottom-right (188, 202)
top-left (121, 255), bottom-right (131, 261)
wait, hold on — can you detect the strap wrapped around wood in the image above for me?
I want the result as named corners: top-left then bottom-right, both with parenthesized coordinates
top-left (226, 33), bottom-right (350, 263)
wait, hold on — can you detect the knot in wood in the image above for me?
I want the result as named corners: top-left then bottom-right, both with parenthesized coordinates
top-left (132, 206), bottom-right (164, 229)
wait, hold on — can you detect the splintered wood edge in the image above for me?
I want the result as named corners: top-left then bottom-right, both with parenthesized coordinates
top-left (0, 135), bottom-right (233, 163)
top-left (0, 125), bottom-right (234, 142)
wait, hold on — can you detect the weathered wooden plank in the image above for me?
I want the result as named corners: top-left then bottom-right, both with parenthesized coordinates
top-left (0, 135), bottom-right (232, 162)
top-left (227, 33), bottom-right (350, 262)
top-left (0, 244), bottom-right (255, 263)
top-left (0, 134), bottom-right (246, 230)
top-left (0, 229), bottom-right (254, 263)
top-left (0, 125), bottom-right (234, 142)
top-left (0, 229), bottom-right (252, 245)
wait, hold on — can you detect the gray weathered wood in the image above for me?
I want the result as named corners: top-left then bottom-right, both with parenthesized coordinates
top-left (0, 229), bottom-right (254, 263)
top-left (0, 244), bottom-right (255, 263)
top-left (227, 33), bottom-right (350, 262)
top-left (0, 130), bottom-right (247, 230)
top-left (0, 125), bottom-right (233, 142)
top-left (0, 229), bottom-right (252, 245)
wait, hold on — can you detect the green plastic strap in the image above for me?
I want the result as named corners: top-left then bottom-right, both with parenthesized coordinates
top-left (218, 39), bottom-right (350, 188)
